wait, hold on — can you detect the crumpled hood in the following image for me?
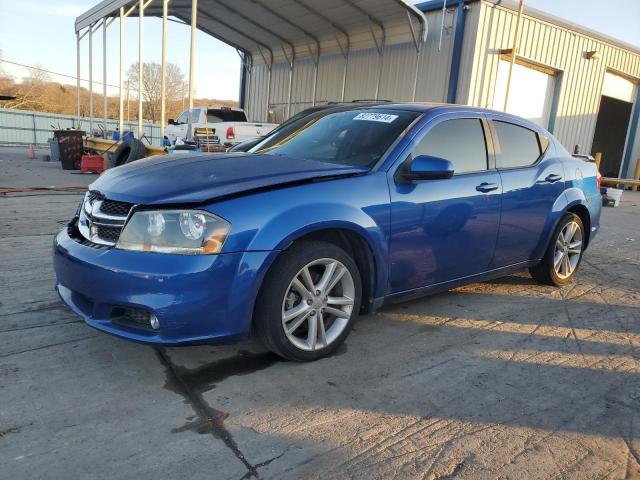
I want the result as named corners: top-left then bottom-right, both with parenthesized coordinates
top-left (89, 152), bottom-right (368, 205)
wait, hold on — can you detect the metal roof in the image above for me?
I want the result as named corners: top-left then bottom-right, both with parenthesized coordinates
top-left (76, 0), bottom-right (427, 60)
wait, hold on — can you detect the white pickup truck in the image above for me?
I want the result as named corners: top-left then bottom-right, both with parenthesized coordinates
top-left (165, 106), bottom-right (278, 147)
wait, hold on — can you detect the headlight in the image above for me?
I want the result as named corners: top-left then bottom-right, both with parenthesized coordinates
top-left (116, 210), bottom-right (231, 254)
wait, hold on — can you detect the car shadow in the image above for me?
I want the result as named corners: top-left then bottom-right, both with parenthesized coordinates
top-left (158, 281), bottom-right (640, 444)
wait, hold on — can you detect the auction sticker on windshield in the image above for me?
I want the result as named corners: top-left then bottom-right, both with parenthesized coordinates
top-left (353, 112), bottom-right (399, 123)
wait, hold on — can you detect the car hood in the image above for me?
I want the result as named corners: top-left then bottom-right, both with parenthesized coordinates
top-left (90, 152), bottom-right (368, 205)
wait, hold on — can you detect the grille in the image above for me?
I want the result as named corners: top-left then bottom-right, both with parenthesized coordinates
top-left (77, 192), bottom-right (132, 247)
top-left (100, 199), bottom-right (133, 217)
top-left (96, 225), bottom-right (122, 243)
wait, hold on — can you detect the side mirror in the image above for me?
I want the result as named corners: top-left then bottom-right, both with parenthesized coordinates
top-left (168, 118), bottom-right (175, 125)
top-left (398, 155), bottom-right (454, 182)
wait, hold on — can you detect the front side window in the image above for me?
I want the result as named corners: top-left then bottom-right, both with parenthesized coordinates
top-left (493, 121), bottom-right (542, 168)
top-left (175, 109), bottom-right (201, 124)
top-left (254, 109), bottom-right (419, 168)
top-left (175, 110), bottom-right (189, 124)
top-left (412, 118), bottom-right (488, 174)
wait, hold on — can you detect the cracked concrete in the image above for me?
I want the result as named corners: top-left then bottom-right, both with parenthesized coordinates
top-left (1, 151), bottom-right (639, 479)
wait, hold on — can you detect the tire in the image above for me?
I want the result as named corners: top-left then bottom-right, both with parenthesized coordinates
top-left (529, 212), bottom-right (585, 286)
top-left (254, 241), bottom-right (362, 361)
top-left (112, 138), bottom-right (146, 166)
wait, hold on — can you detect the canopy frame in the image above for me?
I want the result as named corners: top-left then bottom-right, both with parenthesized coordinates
top-left (75, 0), bottom-right (427, 140)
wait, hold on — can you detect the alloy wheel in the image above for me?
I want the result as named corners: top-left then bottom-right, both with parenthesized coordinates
top-left (281, 258), bottom-right (355, 351)
top-left (553, 220), bottom-right (583, 279)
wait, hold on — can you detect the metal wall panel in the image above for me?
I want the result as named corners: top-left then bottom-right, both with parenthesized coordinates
top-left (466, 1), bottom-right (640, 174)
top-left (245, 9), bottom-right (457, 123)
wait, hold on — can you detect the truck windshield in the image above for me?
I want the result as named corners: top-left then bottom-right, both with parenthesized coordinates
top-left (252, 109), bottom-right (418, 168)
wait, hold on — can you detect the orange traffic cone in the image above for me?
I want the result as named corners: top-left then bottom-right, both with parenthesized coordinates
top-left (28, 144), bottom-right (36, 159)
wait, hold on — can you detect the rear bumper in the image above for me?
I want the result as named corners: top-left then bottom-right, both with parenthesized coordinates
top-left (53, 227), bottom-right (276, 345)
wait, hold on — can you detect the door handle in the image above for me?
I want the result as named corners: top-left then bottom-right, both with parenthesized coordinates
top-left (545, 174), bottom-right (563, 183)
top-left (476, 182), bottom-right (499, 193)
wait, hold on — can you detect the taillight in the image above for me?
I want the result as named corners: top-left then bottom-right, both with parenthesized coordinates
top-left (596, 169), bottom-right (602, 191)
top-left (226, 127), bottom-right (235, 140)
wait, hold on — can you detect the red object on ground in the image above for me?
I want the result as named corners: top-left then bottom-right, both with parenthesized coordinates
top-left (28, 144), bottom-right (36, 159)
top-left (80, 155), bottom-right (106, 173)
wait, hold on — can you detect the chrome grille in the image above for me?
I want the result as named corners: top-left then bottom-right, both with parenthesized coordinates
top-left (96, 224), bottom-right (122, 243)
top-left (77, 192), bottom-right (132, 246)
top-left (100, 199), bottom-right (133, 216)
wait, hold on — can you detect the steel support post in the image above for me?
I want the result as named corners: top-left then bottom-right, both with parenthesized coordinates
top-left (103, 19), bottom-right (108, 134)
top-left (89, 24), bottom-right (94, 135)
top-left (186, 0), bottom-right (198, 140)
top-left (119, 7), bottom-right (124, 136)
top-left (76, 32), bottom-right (81, 127)
top-left (504, 0), bottom-right (525, 111)
top-left (160, 0), bottom-right (168, 141)
top-left (138, 0), bottom-right (144, 138)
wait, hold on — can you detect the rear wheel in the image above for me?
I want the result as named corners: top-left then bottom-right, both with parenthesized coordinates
top-left (254, 241), bottom-right (361, 361)
top-left (529, 212), bottom-right (585, 286)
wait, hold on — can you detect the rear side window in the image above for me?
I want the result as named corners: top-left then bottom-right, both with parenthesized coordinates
top-left (413, 118), bottom-right (488, 174)
top-left (493, 121), bottom-right (542, 168)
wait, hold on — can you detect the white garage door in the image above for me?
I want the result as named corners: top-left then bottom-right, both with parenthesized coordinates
top-left (492, 59), bottom-right (556, 128)
top-left (601, 71), bottom-right (637, 103)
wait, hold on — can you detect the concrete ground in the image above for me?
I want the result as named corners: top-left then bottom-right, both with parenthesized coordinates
top-left (1, 148), bottom-right (639, 479)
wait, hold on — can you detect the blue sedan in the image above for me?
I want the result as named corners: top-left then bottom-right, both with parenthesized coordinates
top-left (53, 104), bottom-right (602, 361)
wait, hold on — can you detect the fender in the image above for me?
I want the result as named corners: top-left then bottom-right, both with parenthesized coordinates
top-left (223, 215), bottom-right (388, 337)
top-left (534, 188), bottom-right (592, 260)
top-left (251, 210), bottom-right (389, 300)
top-left (209, 172), bottom-right (392, 300)
top-left (563, 186), bottom-right (589, 208)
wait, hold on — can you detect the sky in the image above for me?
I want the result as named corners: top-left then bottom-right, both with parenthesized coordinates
top-left (0, 0), bottom-right (639, 102)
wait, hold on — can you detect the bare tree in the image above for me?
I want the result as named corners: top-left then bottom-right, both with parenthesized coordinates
top-left (126, 62), bottom-right (185, 122)
top-left (4, 65), bottom-right (52, 110)
top-left (0, 58), bottom-right (235, 117)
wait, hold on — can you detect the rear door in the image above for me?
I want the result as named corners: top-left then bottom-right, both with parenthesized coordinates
top-left (387, 114), bottom-right (502, 292)
top-left (487, 116), bottom-right (565, 267)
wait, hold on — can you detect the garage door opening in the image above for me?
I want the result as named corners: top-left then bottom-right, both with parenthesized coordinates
top-left (591, 96), bottom-right (633, 177)
top-left (591, 71), bottom-right (637, 178)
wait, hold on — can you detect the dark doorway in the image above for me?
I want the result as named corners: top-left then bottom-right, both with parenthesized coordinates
top-left (591, 95), bottom-right (633, 177)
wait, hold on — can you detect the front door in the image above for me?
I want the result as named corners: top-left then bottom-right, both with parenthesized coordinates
top-left (388, 116), bottom-right (502, 293)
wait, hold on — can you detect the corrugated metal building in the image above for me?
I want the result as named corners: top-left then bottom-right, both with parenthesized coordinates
top-left (242, 0), bottom-right (640, 179)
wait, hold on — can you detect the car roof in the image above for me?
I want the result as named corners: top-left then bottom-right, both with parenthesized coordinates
top-left (299, 101), bottom-right (524, 119)
top-left (289, 102), bottom-right (545, 135)
top-left (326, 102), bottom-right (545, 132)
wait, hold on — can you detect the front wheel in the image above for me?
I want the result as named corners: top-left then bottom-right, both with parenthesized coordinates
top-left (529, 212), bottom-right (585, 286)
top-left (254, 241), bottom-right (362, 361)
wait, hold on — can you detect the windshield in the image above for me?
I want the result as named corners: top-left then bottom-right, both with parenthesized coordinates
top-left (251, 109), bottom-right (418, 168)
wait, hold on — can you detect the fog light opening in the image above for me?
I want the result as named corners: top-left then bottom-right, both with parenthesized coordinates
top-left (150, 314), bottom-right (160, 330)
